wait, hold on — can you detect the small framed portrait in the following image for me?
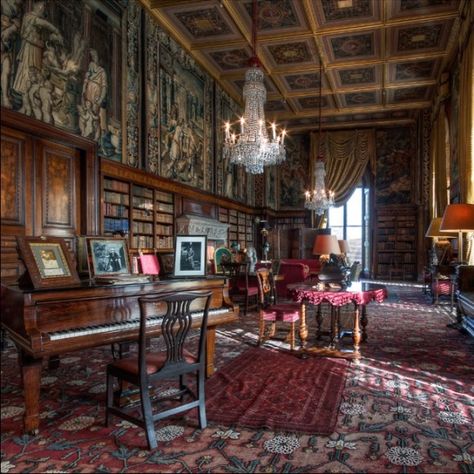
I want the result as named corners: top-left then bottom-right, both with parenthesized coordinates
top-left (16, 236), bottom-right (80, 289)
top-left (213, 247), bottom-right (232, 274)
top-left (86, 237), bottom-right (130, 277)
top-left (158, 252), bottom-right (174, 276)
top-left (174, 235), bottom-right (207, 278)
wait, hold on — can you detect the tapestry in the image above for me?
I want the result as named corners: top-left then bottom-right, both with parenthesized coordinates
top-left (278, 134), bottom-right (309, 210)
top-left (124, 0), bottom-right (141, 167)
top-left (265, 166), bottom-right (277, 209)
top-left (375, 127), bottom-right (415, 205)
top-left (1, 0), bottom-right (123, 161)
top-left (144, 14), bottom-right (160, 174)
top-left (214, 84), bottom-right (247, 202)
top-left (159, 33), bottom-right (212, 191)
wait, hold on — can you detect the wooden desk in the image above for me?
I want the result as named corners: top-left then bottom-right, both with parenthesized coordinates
top-left (288, 282), bottom-right (387, 359)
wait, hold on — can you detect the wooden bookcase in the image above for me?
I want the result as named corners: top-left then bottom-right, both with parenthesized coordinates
top-left (102, 176), bottom-right (175, 252)
top-left (218, 206), bottom-right (254, 249)
top-left (374, 206), bottom-right (417, 280)
top-left (155, 190), bottom-right (174, 250)
top-left (103, 178), bottom-right (130, 236)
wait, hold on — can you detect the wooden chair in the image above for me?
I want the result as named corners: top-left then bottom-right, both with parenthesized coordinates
top-left (105, 291), bottom-right (212, 450)
top-left (222, 261), bottom-right (258, 315)
top-left (256, 268), bottom-right (301, 351)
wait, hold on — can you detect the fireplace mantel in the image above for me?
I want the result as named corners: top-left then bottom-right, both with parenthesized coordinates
top-left (176, 214), bottom-right (229, 241)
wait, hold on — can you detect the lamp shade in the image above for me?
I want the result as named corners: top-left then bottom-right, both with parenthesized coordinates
top-left (425, 217), bottom-right (457, 238)
top-left (440, 204), bottom-right (474, 232)
top-left (313, 234), bottom-right (340, 256)
top-left (338, 239), bottom-right (350, 253)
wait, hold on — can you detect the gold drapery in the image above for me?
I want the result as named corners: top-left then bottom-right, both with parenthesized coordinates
top-left (310, 129), bottom-right (374, 207)
top-left (457, 32), bottom-right (474, 263)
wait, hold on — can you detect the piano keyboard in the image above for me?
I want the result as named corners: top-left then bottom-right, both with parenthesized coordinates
top-left (49, 308), bottom-right (231, 341)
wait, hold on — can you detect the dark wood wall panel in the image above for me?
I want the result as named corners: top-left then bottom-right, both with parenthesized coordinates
top-left (1, 129), bottom-right (25, 225)
top-left (38, 141), bottom-right (80, 235)
top-left (1, 108), bottom-right (98, 282)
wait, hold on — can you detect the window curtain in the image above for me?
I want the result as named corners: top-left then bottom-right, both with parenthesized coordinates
top-left (457, 32), bottom-right (473, 263)
top-left (310, 130), bottom-right (374, 207)
top-left (431, 104), bottom-right (450, 217)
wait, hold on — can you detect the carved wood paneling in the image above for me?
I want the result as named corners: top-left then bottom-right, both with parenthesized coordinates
top-left (1, 128), bottom-right (25, 225)
top-left (1, 108), bottom-right (98, 282)
top-left (38, 141), bottom-right (80, 233)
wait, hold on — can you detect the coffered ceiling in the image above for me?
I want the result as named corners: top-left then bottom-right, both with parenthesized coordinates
top-left (143, 0), bottom-right (463, 131)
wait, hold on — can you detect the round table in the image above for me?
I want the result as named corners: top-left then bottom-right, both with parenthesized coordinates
top-left (287, 282), bottom-right (387, 359)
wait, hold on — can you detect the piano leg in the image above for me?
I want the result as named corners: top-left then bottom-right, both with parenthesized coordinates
top-left (205, 326), bottom-right (217, 377)
top-left (19, 352), bottom-right (42, 435)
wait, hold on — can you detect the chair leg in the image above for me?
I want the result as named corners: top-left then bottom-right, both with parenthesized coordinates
top-left (289, 322), bottom-right (296, 351)
top-left (139, 380), bottom-right (157, 450)
top-left (269, 322), bottom-right (276, 338)
top-left (244, 294), bottom-right (248, 315)
top-left (258, 315), bottom-right (265, 345)
top-left (196, 370), bottom-right (207, 430)
top-left (105, 372), bottom-right (114, 427)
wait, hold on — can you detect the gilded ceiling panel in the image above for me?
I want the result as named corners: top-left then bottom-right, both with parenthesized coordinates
top-left (312, 0), bottom-right (380, 26)
top-left (388, 59), bottom-right (439, 83)
top-left (388, 0), bottom-right (460, 19)
top-left (207, 48), bottom-right (252, 72)
top-left (324, 31), bottom-right (380, 62)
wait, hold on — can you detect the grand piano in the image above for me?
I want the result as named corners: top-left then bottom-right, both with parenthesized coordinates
top-left (1, 276), bottom-right (239, 434)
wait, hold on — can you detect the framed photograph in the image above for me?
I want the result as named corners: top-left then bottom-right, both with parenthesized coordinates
top-left (214, 247), bottom-right (232, 274)
top-left (16, 236), bottom-right (80, 289)
top-left (174, 235), bottom-right (207, 278)
top-left (86, 238), bottom-right (131, 277)
top-left (158, 252), bottom-right (174, 276)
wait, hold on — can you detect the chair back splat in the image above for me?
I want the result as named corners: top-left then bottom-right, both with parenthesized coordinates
top-left (106, 291), bottom-right (212, 450)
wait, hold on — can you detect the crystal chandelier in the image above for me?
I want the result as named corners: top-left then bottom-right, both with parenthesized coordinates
top-left (305, 58), bottom-right (334, 215)
top-left (223, 0), bottom-right (286, 175)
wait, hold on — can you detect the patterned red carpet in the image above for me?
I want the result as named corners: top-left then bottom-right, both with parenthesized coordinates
top-left (1, 285), bottom-right (473, 473)
top-left (201, 347), bottom-right (347, 434)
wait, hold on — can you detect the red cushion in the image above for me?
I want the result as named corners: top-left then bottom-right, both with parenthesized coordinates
top-left (110, 350), bottom-right (196, 375)
top-left (432, 280), bottom-right (453, 295)
top-left (262, 303), bottom-right (300, 322)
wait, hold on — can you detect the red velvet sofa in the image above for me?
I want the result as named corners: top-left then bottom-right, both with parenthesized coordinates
top-left (276, 259), bottom-right (321, 298)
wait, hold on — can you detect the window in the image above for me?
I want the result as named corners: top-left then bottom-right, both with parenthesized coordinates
top-left (328, 187), bottom-right (370, 272)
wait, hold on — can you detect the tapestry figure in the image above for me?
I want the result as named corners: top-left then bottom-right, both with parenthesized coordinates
top-left (80, 49), bottom-right (108, 142)
top-left (1, 0), bottom-right (21, 108)
top-left (12, 1), bottom-right (62, 101)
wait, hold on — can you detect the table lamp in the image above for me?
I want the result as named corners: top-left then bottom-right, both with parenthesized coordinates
top-left (313, 234), bottom-right (345, 286)
top-left (425, 217), bottom-right (457, 266)
top-left (313, 234), bottom-right (340, 260)
top-left (439, 204), bottom-right (474, 263)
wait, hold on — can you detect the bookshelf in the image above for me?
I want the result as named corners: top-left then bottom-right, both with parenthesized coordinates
top-left (155, 190), bottom-right (174, 251)
top-left (131, 185), bottom-right (154, 249)
top-left (103, 178), bottom-right (130, 236)
top-left (218, 207), bottom-right (254, 249)
top-left (374, 207), bottom-right (417, 280)
top-left (102, 177), bottom-right (175, 252)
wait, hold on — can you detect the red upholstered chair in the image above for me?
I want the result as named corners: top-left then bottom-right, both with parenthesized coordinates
top-left (222, 261), bottom-right (258, 315)
top-left (431, 265), bottom-right (456, 310)
top-left (256, 268), bottom-right (302, 350)
top-left (105, 291), bottom-right (212, 450)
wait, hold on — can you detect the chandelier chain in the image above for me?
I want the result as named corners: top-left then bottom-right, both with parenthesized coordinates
top-left (305, 56), bottom-right (334, 214)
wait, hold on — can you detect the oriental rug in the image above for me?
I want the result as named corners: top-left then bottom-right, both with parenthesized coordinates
top-left (202, 347), bottom-right (348, 434)
top-left (1, 285), bottom-right (473, 473)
